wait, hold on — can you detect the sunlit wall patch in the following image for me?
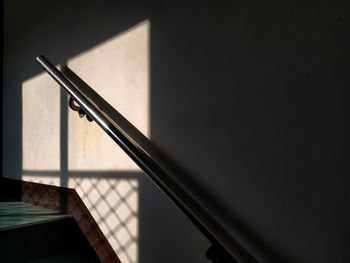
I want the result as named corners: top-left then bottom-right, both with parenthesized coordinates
top-left (21, 175), bottom-right (60, 186)
top-left (21, 19), bottom-right (150, 263)
top-left (67, 20), bottom-right (150, 172)
top-left (22, 68), bottom-right (61, 171)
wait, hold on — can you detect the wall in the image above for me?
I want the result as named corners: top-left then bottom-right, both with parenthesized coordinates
top-left (3, 1), bottom-right (350, 263)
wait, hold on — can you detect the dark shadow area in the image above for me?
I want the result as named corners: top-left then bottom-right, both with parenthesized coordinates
top-left (60, 72), bottom-right (69, 189)
top-left (0, 215), bottom-right (101, 262)
top-left (0, 178), bottom-right (22, 201)
top-left (0, 0), bottom-right (3, 181)
top-left (148, 2), bottom-right (350, 263)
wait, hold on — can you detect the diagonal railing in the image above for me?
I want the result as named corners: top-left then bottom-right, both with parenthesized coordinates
top-left (36, 55), bottom-right (258, 263)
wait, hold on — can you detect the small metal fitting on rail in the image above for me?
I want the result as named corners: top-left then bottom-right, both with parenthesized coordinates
top-left (68, 96), bottom-right (93, 122)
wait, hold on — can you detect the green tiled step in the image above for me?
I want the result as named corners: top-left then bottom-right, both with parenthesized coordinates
top-left (0, 202), bottom-right (68, 230)
top-left (0, 202), bottom-right (100, 263)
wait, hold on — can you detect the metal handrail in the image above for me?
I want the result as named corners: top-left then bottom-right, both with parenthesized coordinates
top-left (36, 55), bottom-right (258, 263)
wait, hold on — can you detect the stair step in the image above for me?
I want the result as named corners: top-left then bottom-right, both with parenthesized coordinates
top-left (0, 201), bottom-right (69, 230)
top-left (0, 202), bottom-right (100, 263)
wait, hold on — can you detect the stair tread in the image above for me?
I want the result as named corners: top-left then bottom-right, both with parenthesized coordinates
top-left (0, 201), bottom-right (69, 230)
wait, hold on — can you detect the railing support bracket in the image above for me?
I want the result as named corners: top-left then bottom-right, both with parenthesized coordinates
top-left (68, 96), bottom-right (93, 122)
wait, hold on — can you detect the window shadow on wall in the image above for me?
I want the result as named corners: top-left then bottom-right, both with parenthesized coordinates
top-left (21, 20), bottom-right (150, 263)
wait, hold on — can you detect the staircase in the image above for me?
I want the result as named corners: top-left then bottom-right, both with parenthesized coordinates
top-left (0, 199), bottom-right (100, 262)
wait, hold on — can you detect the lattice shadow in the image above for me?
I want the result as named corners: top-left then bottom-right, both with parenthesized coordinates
top-left (69, 176), bottom-right (138, 263)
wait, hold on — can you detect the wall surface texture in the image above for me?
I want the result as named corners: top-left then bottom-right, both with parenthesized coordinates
top-left (3, 1), bottom-right (350, 263)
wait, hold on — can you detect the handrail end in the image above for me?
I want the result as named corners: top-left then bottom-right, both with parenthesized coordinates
top-left (36, 55), bottom-right (47, 64)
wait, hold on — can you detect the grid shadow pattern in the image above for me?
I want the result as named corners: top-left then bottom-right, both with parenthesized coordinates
top-left (69, 177), bottom-right (138, 263)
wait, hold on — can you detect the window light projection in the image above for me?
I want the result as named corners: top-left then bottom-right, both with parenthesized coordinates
top-left (22, 69), bottom-right (61, 172)
top-left (21, 20), bottom-right (150, 263)
top-left (68, 20), bottom-right (150, 171)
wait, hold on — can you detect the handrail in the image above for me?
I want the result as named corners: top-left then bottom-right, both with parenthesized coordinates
top-left (36, 55), bottom-right (258, 263)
